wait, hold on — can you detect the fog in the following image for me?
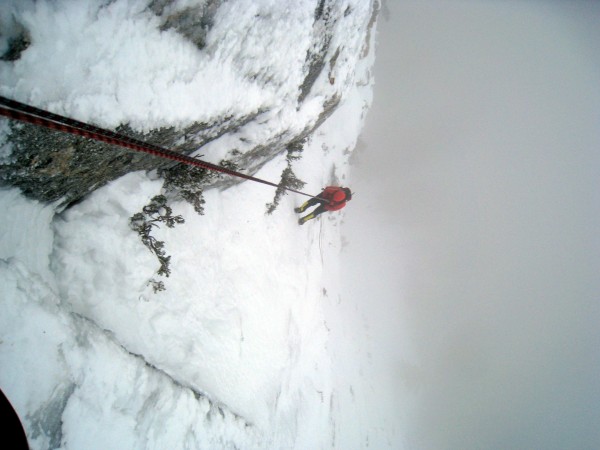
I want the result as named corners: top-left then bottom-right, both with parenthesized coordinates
top-left (343, 1), bottom-right (600, 449)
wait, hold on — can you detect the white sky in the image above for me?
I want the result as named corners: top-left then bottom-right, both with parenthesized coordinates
top-left (344, 1), bottom-right (600, 449)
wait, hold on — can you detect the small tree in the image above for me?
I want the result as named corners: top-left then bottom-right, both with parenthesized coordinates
top-left (160, 159), bottom-right (239, 215)
top-left (130, 195), bottom-right (184, 282)
top-left (148, 279), bottom-right (166, 293)
top-left (266, 138), bottom-right (307, 214)
top-left (160, 164), bottom-right (212, 215)
top-left (266, 167), bottom-right (306, 214)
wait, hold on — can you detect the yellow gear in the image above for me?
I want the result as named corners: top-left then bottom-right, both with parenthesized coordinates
top-left (298, 212), bottom-right (315, 224)
top-left (295, 200), bottom-right (310, 213)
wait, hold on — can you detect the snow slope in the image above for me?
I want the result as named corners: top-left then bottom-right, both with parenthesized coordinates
top-left (0, 0), bottom-right (381, 448)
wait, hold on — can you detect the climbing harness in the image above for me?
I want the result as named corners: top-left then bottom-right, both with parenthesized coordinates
top-left (0, 96), bottom-right (318, 198)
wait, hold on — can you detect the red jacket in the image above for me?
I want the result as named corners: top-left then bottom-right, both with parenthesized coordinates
top-left (320, 186), bottom-right (348, 211)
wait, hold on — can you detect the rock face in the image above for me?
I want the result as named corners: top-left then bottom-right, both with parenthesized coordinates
top-left (1, 111), bottom-right (263, 207)
top-left (148, 0), bottom-right (224, 51)
top-left (0, 0), bottom-right (378, 208)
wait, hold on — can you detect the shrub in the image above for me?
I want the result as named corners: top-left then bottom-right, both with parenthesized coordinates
top-left (265, 138), bottom-right (307, 214)
top-left (130, 195), bottom-right (184, 282)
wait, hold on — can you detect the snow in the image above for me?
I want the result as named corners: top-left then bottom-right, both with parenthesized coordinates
top-left (0, 0), bottom-right (369, 136)
top-left (0, 1), bottom-right (383, 448)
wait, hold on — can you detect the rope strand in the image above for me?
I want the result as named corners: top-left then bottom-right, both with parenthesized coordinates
top-left (0, 96), bottom-right (317, 198)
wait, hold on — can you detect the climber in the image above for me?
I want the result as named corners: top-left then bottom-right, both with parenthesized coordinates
top-left (295, 186), bottom-right (352, 225)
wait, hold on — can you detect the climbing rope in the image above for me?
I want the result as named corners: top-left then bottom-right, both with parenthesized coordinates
top-left (0, 96), bottom-right (317, 198)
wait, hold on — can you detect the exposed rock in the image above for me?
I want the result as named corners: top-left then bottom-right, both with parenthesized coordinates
top-left (148, 0), bottom-right (223, 50)
top-left (0, 13), bottom-right (31, 61)
top-left (212, 95), bottom-right (340, 192)
top-left (0, 111), bottom-right (262, 207)
top-left (298, 0), bottom-right (336, 104)
top-left (0, 0), bottom-right (379, 209)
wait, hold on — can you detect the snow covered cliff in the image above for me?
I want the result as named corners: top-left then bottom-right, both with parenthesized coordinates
top-left (1, 0), bottom-right (375, 206)
top-left (0, 0), bottom-right (382, 448)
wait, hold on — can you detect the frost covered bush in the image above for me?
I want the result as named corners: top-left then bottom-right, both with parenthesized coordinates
top-left (131, 158), bottom-right (240, 288)
top-left (266, 139), bottom-right (306, 214)
top-left (160, 164), bottom-right (212, 215)
top-left (265, 167), bottom-right (306, 214)
top-left (160, 158), bottom-right (239, 215)
top-left (129, 195), bottom-right (184, 282)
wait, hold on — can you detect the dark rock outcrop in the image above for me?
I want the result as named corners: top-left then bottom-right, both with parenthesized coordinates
top-left (1, 111), bottom-right (262, 207)
top-left (148, 0), bottom-right (223, 50)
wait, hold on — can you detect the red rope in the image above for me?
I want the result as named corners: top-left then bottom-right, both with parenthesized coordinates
top-left (0, 96), bottom-right (316, 198)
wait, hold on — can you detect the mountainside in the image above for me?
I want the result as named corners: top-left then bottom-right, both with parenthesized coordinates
top-left (1, 0), bottom-right (378, 207)
top-left (0, 1), bottom-right (382, 449)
